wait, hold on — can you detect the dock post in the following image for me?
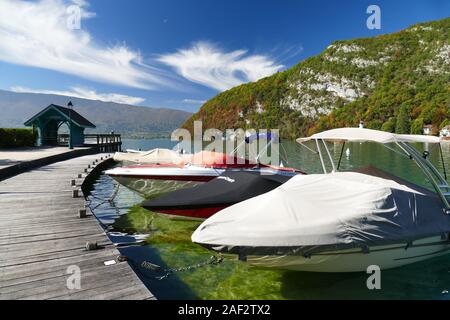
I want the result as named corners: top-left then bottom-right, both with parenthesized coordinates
top-left (72, 189), bottom-right (80, 198)
top-left (79, 208), bottom-right (87, 218)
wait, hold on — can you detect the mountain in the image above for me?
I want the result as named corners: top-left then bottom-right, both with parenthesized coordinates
top-left (183, 18), bottom-right (450, 139)
top-left (0, 90), bottom-right (192, 138)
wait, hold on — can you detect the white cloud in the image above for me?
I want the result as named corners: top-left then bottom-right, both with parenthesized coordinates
top-left (183, 99), bottom-right (206, 104)
top-left (10, 86), bottom-right (145, 105)
top-left (158, 42), bottom-right (284, 91)
top-left (0, 0), bottom-right (170, 90)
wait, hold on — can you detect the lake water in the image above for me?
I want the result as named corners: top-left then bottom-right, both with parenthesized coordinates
top-left (87, 139), bottom-right (450, 300)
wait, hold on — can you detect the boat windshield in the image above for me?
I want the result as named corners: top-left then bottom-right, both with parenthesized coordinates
top-left (297, 128), bottom-right (450, 210)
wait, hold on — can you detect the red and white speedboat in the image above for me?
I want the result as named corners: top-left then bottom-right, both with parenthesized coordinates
top-left (107, 133), bottom-right (301, 198)
top-left (106, 150), bottom-right (300, 198)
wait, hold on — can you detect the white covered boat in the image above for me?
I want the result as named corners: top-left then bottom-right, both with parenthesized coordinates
top-left (113, 148), bottom-right (187, 164)
top-left (192, 128), bottom-right (450, 272)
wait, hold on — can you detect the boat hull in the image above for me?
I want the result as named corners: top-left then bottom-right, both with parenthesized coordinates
top-left (243, 236), bottom-right (450, 272)
top-left (111, 175), bottom-right (207, 199)
top-left (143, 171), bottom-right (296, 219)
top-left (107, 165), bottom-right (299, 198)
top-left (156, 206), bottom-right (228, 219)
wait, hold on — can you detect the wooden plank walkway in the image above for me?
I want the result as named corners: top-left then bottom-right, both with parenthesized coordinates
top-left (0, 147), bottom-right (91, 170)
top-left (0, 154), bottom-right (154, 300)
top-left (0, 147), bottom-right (97, 181)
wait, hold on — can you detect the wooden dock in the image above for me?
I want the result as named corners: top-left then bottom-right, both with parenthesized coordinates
top-left (0, 134), bottom-right (122, 182)
top-left (0, 153), bottom-right (154, 300)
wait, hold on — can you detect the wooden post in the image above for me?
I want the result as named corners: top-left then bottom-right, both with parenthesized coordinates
top-left (72, 189), bottom-right (80, 198)
top-left (85, 242), bottom-right (98, 251)
top-left (79, 208), bottom-right (87, 218)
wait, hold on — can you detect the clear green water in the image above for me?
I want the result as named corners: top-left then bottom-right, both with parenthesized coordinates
top-left (88, 139), bottom-right (450, 300)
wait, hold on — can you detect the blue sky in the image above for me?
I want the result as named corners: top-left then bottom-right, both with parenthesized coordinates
top-left (0, 0), bottom-right (448, 112)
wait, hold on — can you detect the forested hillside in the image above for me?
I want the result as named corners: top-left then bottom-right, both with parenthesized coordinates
top-left (183, 18), bottom-right (450, 138)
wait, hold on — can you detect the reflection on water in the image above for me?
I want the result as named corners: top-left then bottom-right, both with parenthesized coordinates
top-left (87, 140), bottom-right (450, 300)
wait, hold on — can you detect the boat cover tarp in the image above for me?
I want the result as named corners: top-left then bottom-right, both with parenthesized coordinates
top-left (113, 148), bottom-right (186, 164)
top-left (185, 151), bottom-right (255, 167)
top-left (192, 171), bottom-right (450, 256)
top-left (143, 171), bottom-right (293, 212)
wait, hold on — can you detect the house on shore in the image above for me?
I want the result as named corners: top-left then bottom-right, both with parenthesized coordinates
top-left (423, 124), bottom-right (434, 136)
top-left (440, 125), bottom-right (450, 138)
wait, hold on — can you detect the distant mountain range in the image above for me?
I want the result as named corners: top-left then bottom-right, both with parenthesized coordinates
top-left (183, 18), bottom-right (450, 138)
top-left (0, 90), bottom-right (192, 138)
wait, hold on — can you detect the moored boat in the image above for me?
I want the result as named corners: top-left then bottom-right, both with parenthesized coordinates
top-left (192, 128), bottom-right (450, 272)
top-left (113, 148), bottom-right (187, 164)
top-left (106, 133), bottom-right (298, 198)
top-left (106, 158), bottom-right (299, 198)
top-left (142, 170), bottom-right (297, 219)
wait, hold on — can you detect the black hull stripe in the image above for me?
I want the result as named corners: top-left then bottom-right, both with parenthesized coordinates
top-left (199, 239), bottom-right (450, 257)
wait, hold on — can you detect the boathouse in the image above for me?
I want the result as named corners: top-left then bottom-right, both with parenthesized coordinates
top-left (24, 104), bottom-right (96, 148)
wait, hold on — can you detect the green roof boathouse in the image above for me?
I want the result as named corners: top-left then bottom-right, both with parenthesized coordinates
top-left (23, 103), bottom-right (121, 152)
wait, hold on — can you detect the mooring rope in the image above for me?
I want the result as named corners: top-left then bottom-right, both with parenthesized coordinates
top-left (124, 255), bottom-right (224, 281)
top-left (86, 181), bottom-right (121, 230)
top-left (87, 181), bottom-right (121, 213)
top-left (87, 178), bottom-right (225, 281)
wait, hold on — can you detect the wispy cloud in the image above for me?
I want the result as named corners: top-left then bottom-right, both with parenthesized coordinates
top-left (183, 99), bottom-right (207, 104)
top-left (0, 0), bottom-right (171, 90)
top-left (272, 44), bottom-right (304, 63)
top-left (10, 86), bottom-right (146, 105)
top-left (158, 41), bottom-right (284, 91)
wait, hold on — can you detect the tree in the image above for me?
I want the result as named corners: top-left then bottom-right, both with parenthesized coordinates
top-left (396, 105), bottom-right (411, 134)
top-left (411, 118), bottom-right (424, 134)
top-left (440, 119), bottom-right (450, 129)
top-left (381, 117), bottom-right (396, 132)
